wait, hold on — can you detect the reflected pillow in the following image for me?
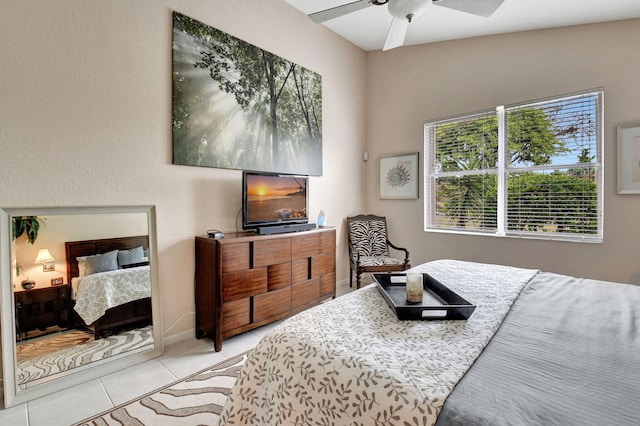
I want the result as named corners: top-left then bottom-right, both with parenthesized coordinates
top-left (85, 249), bottom-right (119, 275)
top-left (76, 256), bottom-right (88, 277)
top-left (117, 246), bottom-right (144, 267)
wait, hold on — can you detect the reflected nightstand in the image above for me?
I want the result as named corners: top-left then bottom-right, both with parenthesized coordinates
top-left (15, 284), bottom-right (71, 340)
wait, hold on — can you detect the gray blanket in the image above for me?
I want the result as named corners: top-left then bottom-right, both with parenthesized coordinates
top-left (436, 272), bottom-right (640, 426)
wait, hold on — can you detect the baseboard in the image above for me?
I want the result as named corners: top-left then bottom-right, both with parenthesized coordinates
top-left (336, 277), bottom-right (350, 287)
top-left (162, 328), bottom-right (194, 347)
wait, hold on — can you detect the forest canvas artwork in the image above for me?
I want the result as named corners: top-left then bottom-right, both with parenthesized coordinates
top-left (172, 12), bottom-right (323, 175)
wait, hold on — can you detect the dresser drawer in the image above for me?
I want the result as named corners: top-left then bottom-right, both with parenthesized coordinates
top-left (292, 233), bottom-right (320, 259)
top-left (254, 286), bottom-right (291, 323)
top-left (292, 278), bottom-right (320, 309)
top-left (220, 243), bottom-right (250, 272)
top-left (312, 252), bottom-right (335, 277)
top-left (267, 262), bottom-right (292, 291)
top-left (254, 238), bottom-right (291, 267)
top-left (221, 269), bottom-right (267, 301)
top-left (319, 230), bottom-right (335, 252)
top-left (292, 258), bottom-right (310, 284)
top-left (222, 298), bottom-right (250, 332)
top-left (320, 272), bottom-right (336, 298)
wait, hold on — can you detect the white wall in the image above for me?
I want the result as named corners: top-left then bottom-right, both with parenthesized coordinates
top-left (0, 0), bottom-right (367, 339)
top-left (365, 19), bottom-right (640, 284)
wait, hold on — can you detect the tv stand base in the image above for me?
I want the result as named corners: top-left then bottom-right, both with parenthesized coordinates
top-left (256, 223), bottom-right (317, 235)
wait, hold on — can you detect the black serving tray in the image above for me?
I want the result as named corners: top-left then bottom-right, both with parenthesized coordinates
top-left (372, 273), bottom-right (476, 320)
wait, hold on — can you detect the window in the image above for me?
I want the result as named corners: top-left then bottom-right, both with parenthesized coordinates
top-left (424, 89), bottom-right (603, 242)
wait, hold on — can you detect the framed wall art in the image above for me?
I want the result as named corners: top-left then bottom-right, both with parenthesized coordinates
top-left (172, 12), bottom-right (323, 176)
top-left (378, 153), bottom-right (419, 199)
top-left (617, 122), bottom-right (640, 194)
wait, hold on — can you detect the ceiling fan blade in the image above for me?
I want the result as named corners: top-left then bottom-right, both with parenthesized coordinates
top-left (433, 0), bottom-right (505, 17)
top-left (383, 17), bottom-right (409, 51)
top-left (309, 0), bottom-right (374, 23)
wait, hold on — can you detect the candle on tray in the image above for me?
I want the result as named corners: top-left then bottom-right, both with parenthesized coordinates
top-left (405, 273), bottom-right (423, 303)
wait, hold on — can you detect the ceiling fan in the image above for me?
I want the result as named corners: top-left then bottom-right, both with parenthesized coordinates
top-left (309, 0), bottom-right (505, 51)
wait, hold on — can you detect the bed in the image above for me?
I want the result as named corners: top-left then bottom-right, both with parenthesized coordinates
top-left (220, 259), bottom-right (640, 425)
top-left (65, 235), bottom-right (152, 340)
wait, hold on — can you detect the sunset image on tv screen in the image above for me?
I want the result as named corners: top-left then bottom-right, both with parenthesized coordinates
top-left (247, 175), bottom-right (307, 222)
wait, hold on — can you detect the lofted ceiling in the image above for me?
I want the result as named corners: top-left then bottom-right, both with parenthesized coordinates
top-left (284, 0), bottom-right (640, 51)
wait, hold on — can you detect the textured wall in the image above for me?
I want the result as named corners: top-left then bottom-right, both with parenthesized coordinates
top-left (0, 0), bottom-right (367, 340)
top-left (5, 1), bottom-right (634, 347)
top-left (365, 19), bottom-right (640, 284)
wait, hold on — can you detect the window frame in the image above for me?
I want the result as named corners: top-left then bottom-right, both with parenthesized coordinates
top-left (424, 89), bottom-right (604, 243)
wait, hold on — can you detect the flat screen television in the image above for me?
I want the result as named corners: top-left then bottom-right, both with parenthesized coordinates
top-left (242, 170), bottom-right (309, 232)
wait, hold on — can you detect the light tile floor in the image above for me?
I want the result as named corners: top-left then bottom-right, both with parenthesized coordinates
top-left (1, 278), bottom-right (361, 425)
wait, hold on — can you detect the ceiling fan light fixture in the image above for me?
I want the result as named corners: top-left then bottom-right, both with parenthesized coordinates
top-left (388, 0), bottom-right (430, 21)
top-left (307, 0), bottom-right (507, 51)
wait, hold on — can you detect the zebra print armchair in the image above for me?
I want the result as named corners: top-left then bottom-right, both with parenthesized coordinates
top-left (347, 214), bottom-right (410, 289)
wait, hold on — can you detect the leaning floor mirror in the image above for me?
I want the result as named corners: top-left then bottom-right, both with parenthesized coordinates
top-left (0, 206), bottom-right (163, 407)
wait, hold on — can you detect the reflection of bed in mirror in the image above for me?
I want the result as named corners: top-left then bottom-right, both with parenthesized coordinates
top-left (2, 205), bottom-right (163, 408)
top-left (65, 235), bottom-right (152, 340)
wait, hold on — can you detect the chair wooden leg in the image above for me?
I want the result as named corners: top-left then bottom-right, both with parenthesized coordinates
top-left (356, 271), bottom-right (361, 289)
top-left (349, 268), bottom-right (353, 288)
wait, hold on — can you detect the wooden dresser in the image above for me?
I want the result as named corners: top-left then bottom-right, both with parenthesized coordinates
top-left (195, 227), bottom-right (336, 351)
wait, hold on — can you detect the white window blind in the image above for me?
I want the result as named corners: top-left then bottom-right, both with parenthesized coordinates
top-left (424, 89), bottom-right (603, 242)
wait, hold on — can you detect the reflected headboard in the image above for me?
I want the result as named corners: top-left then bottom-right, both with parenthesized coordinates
top-left (64, 235), bottom-right (149, 284)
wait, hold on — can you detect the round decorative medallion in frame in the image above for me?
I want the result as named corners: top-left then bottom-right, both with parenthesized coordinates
top-left (378, 153), bottom-right (419, 199)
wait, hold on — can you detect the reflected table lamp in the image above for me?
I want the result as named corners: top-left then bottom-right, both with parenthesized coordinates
top-left (35, 248), bottom-right (55, 272)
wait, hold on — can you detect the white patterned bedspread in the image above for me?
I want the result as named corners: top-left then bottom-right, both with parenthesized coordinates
top-left (220, 259), bottom-right (538, 426)
top-left (73, 266), bottom-right (151, 325)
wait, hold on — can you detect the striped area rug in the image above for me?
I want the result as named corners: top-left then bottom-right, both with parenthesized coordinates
top-left (17, 330), bottom-right (92, 361)
top-left (18, 326), bottom-right (154, 385)
top-left (75, 350), bottom-right (249, 426)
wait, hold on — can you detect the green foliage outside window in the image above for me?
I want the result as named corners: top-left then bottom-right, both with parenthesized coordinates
top-left (427, 91), bottom-right (602, 240)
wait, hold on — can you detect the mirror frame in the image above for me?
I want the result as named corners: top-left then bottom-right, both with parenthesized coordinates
top-left (1, 205), bottom-right (163, 407)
